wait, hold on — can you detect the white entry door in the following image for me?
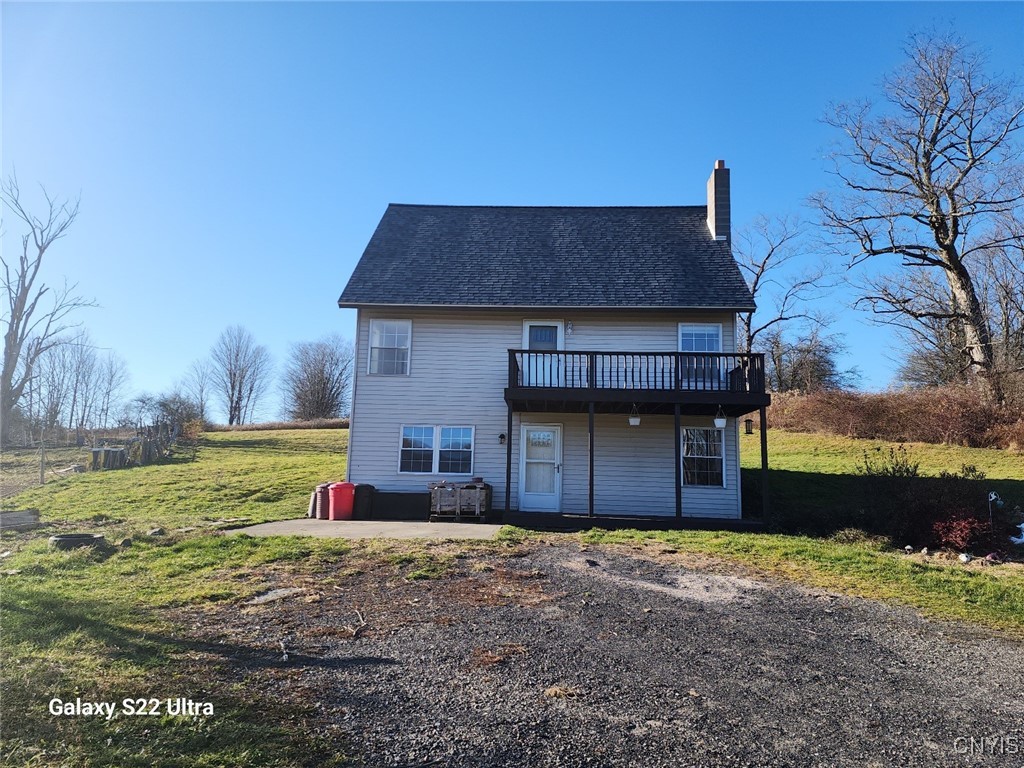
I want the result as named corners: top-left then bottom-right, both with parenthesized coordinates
top-left (519, 425), bottom-right (562, 512)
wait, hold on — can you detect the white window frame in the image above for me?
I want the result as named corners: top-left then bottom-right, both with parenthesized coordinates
top-left (522, 320), bottom-right (565, 350)
top-left (678, 322), bottom-right (723, 353)
top-left (398, 425), bottom-right (475, 475)
top-left (681, 427), bottom-right (726, 488)
top-left (368, 319), bottom-right (412, 375)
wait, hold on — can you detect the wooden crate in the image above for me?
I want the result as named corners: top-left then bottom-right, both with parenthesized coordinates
top-left (428, 482), bottom-right (492, 521)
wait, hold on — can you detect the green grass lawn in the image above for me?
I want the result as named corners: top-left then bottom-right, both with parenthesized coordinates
top-left (1, 430), bottom-right (354, 767)
top-left (1, 428), bottom-right (1022, 766)
top-left (739, 428), bottom-right (1024, 533)
top-left (5, 430), bottom-right (349, 535)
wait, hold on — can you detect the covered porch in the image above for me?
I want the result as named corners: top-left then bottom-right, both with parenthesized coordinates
top-left (502, 350), bottom-right (772, 522)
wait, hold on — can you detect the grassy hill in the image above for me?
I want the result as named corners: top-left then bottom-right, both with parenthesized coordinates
top-left (1, 428), bottom-right (1022, 766)
top-left (5, 430), bottom-right (349, 533)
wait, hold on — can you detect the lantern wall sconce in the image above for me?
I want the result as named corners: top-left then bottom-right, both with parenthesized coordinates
top-left (628, 403), bottom-right (641, 427)
top-left (498, 433), bottom-right (507, 445)
top-left (566, 321), bottom-right (574, 336)
top-left (713, 406), bottom-right (727, 429)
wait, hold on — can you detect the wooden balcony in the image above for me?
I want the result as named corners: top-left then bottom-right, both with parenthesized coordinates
top-left (504, 350), bottom-right (770, 415)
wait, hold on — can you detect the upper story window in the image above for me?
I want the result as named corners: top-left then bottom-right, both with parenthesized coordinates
top-left (369, 319), bottom-right (411, 375)
top-left (679, 323), bottom-right (722, 353)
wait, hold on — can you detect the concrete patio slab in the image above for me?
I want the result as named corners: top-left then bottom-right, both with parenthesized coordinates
top-left (230, 518), bottom-right (504, 540)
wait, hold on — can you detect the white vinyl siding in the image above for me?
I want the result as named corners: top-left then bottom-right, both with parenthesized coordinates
top-left (347, 309), bottom-right (742, 517)
top-left (552, 414), bottom-right (740, 518)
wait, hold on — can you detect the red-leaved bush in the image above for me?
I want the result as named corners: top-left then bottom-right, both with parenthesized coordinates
top-left (932, 510), bottom-right (992, 551)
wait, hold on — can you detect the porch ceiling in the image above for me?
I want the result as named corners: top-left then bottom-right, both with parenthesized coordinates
top-left (504, 387), bottom-right (770, 416)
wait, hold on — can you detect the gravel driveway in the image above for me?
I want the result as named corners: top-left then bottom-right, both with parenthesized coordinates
top-left (189, 540), bottom-right (1024, 767)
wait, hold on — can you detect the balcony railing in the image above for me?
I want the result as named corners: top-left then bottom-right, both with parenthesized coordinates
top-left (508, 350), bottom-right (766, 394)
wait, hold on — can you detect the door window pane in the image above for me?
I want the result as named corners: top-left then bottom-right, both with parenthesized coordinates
top-left (525, 430), bottom-right (555, 460)
top-left (528, 325), bottom-right (558, 350)
top-left (525, 462), bottom-right (556, 494)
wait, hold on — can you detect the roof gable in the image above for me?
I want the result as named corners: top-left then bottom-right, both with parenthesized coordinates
top-left (338, 204), bottom-right (755, 310)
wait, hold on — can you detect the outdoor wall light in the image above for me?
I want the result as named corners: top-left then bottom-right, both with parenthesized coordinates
top-left (714, 406), bottom-right (727, 429)
top-left (498, 433), bottom-right (507, 445)
top-left (566, 321), bottom-right (574, 336)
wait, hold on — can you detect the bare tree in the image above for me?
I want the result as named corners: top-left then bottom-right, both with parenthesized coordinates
top-left (210, 325), bottom-right (272, 425)
top-left (282, 335), bottom-right (354, 420)
top-left (872, 223), bottom-right (1024, 387)
top-left (183, 358), bottom-right (213, 424)
top-left (66, 335), bottom-right (98, 441)
top-left (813, 31), bottom-right (1024, 400)
top-left (763, 327), bottom-right (860, 393)
top-left (96, 351), bottom-right (130, 430)
top-left (1, 177), bottom-right (92, 444)
top-left (734, 214), bottom-right (833, 354)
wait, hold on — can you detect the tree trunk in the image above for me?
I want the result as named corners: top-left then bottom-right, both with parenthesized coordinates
top-left (942, 247), bottom-right (1002, 402)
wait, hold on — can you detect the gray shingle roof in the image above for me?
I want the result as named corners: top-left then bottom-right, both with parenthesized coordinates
top-left (338, 204), bottom-right (755, 310)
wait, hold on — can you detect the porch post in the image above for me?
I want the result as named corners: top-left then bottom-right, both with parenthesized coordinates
top-left (674, 403), bottom-right (682, 518)
top-left (588, 402), bottom-right (595, 518)
top-left (505, 404), bottom-right (513, 516)
top-left (759, 405), bottom-right (769, 521)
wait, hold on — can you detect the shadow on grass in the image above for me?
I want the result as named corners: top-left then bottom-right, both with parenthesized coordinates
top-left (3, 583), bottom-right (394, 672)
top-left (1, 583), bottom-right (385, 766)
top-left (742, 468), bottom-right (1024, 539)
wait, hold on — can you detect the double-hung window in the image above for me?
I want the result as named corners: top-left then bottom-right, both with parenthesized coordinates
top-left (682, 428), bottom-right (724, 487)
top-left (678, 323), bottom-right (722, 353)
top-left (400, 425), bottom-right (474, 474)
top-left (369, 319), bottom-right (411, 375)
top-left (679, 323), bottom-right (723, 389)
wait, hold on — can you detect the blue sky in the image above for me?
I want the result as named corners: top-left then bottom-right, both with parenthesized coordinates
top-left (3, 2), bottom-right (1022, 421)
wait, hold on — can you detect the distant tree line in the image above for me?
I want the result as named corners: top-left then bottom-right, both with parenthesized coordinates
top-left (0, 176), bottom-right (354, 444)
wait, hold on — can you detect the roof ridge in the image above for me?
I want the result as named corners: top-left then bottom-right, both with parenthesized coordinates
top-left (386, 203), bottom-right (707, 211)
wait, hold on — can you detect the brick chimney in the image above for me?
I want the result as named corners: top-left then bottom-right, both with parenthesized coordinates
top-left (706, 159), bottom-right (730, 242)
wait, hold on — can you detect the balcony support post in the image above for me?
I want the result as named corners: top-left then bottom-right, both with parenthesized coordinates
top-left (588, 402), bottom-right (595, 518)
top-left (759, 405), bottom-right (770, 521)
top-left (674, 403), bottom-right (682, 518)
top-left (505, 403), bottom-right (513, 517)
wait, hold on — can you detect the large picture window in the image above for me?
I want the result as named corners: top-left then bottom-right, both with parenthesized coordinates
top-left (400, 425), bottom-right (474, 474)
top-left (369, 319), bottom-right (411, 375)
top-left (682, 428), bottom-right (724, 487)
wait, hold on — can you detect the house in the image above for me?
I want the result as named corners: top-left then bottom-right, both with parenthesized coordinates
top-left (337, 161), bottom-right (770, 525)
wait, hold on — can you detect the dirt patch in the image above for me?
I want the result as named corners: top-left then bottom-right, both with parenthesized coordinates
top-left (172, 540), bottom-right (1024, 768)
top-left (560, 552), bottom-right (763, 604)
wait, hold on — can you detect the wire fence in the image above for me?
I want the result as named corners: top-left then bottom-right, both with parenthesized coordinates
top-left (1, 424), bottom-right (184, 500)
